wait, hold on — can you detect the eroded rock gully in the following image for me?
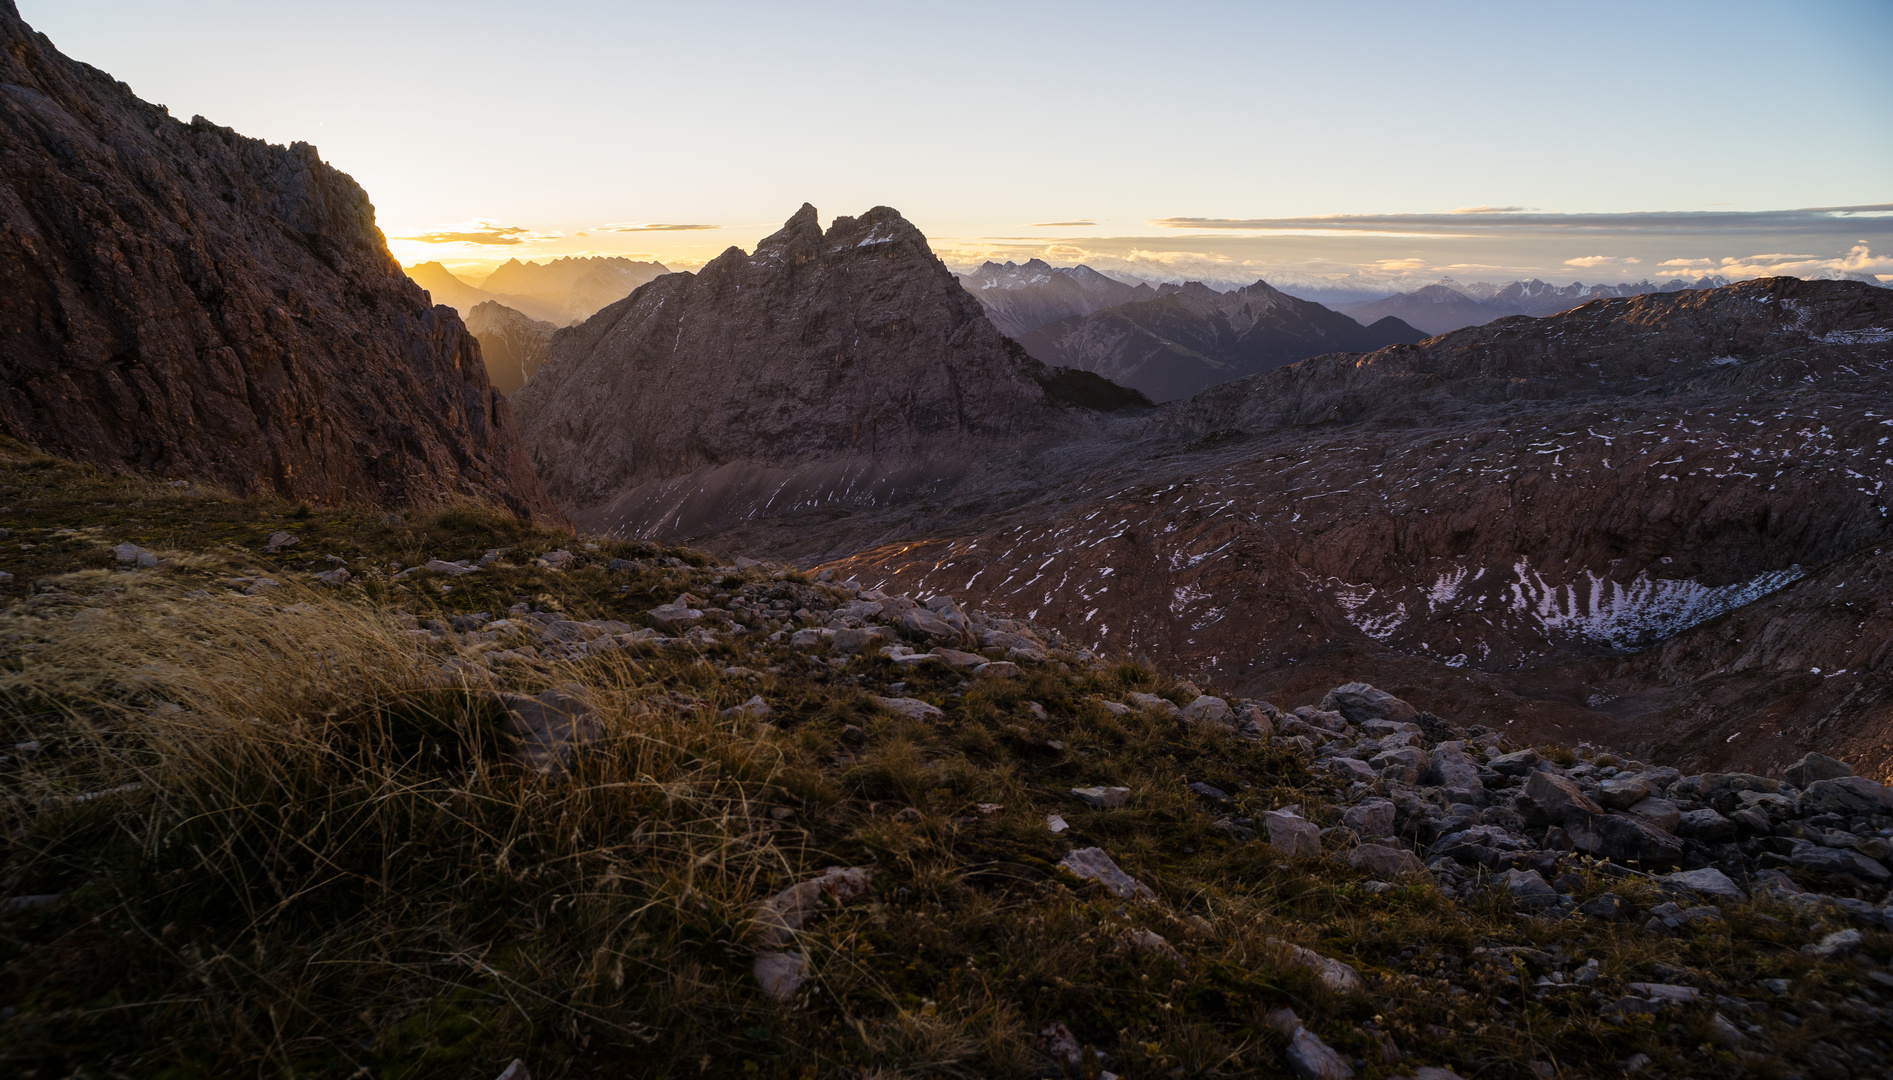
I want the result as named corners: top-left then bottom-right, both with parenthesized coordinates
top-left (0, 1), bottom-right (555, 518)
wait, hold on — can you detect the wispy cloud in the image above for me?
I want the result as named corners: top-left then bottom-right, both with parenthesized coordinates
top-left (1148, 204), bottom-right (1893, 235)
top-left (596, 222), bottom-right (720, 232)
top-left (1564, 255), bottom-right (1641, 268)
top-left (1027, 220), bottom-right (1097, 227)
top-left (398, 222), bottom-right (557, 246)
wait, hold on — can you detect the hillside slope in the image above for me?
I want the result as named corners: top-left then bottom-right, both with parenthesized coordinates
top-left (0, 1), bottom-right (556, 518)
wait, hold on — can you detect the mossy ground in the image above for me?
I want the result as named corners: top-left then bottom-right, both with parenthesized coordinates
top-left (0, 441), bottom-right (1887, 1079)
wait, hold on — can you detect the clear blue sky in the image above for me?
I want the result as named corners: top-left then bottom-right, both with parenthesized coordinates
top-left (20, 0), bottom-right (1892, 284)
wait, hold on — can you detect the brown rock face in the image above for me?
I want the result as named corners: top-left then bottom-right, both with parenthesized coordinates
top-left (512, 204), bottom-right (1146, 541)
top-left (465, 302), bottom-right (555, 396)
top-left (824, 278), bottom-right (1893, 775)
top-left (0, 2), bottom-right (557, 518)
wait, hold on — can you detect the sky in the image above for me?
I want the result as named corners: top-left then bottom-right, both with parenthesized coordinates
top-left (21, 0), bottom-right (1893, 288)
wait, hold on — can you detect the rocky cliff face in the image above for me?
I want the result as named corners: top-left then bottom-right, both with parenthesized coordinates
top-left (465, 301), bottom-right (555, 396)
top-left (511, 204), bottom-right (1146, 542)
top-left (0, 2), bottom-right (557, 518)
top-left (1019, 280), bottom-right (1425, 402)
top-left (823, 278), bottom-right (1893, 775)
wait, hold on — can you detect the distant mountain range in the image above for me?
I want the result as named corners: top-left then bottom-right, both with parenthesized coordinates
top-left (406, 256), bottom-right (669, 326)
top-left (1339, 276), bottom-right (1734, 335)
top-left (1015, 280), bottom-right (1425, 402)
top-left (956, 260), bottom-right (1161, 337)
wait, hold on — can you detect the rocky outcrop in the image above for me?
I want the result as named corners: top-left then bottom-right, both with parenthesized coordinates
top-left (0, 3), bottom-right (557, 518)
top-left (512, 204), bottom-right (1147, 540)
top-left (1018, 280), bottom-right (1424, 402)
top-left (465, 301), bottom-right (555, 396)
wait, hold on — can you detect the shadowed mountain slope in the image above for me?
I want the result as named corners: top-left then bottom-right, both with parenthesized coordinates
top-left (466, 301), bottom-right (556, 396)
top-left (1018, 280), bottom-right (1425, 402)
top-left (512, 204), bottom-right (1147, 541)
top-left (0, 1), bottom-right (556, 518)
top-left (825, 278), bottom-right (1893, 774)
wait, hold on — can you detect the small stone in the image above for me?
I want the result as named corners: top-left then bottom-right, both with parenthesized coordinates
top-left (1125, 691), bottom-right (1179, 717)
top-left (1058, 846), bottom-right (1156, 902)
top-left (1283, 1024), bottom-right (1355, 1080)
top-left (1622, 1053), bottom-right (1652, 1074)
top-left (1342, 798), bottom-right (1396, 838)
top-left (1486, 749), bottom-right (1540, 777)
top-left (652, 596), bottom-right (706, 629)
top-left (1188, 781), bottom-right (1233, 804)
top-left (1625, 796), bottom-right (1682, 833)
top-left (754, 867), bottom-right (875, 949)
top-left (1664, 867), bottom-right (1745, 904)
top-left (1627, 982), bottom-right (1699, 1004)
top-left (973, 660), bottom-right (1021, 679)
top-left (537, 549), bottom-right (574, 569)
top-left (1347, 843), bottom-right (1430, 879)
top-left (1802, 928), bottom-right (1863, 958)
top-left (1124, 928), bottom-right (1181, 959)
top-left (1263, 810), bottom-right (1323, 857)
top-left (1783, 751), bottom-right (1853, 788)
top-left (1708, 1012), bottom-right (1745, 1047)
top-left (1047, 813), bottom-right (1070, 835)
top-left (1800, 776), bottom-right (1893, 816)
top-left (1596, 776), bottom-right (1656, 810)
top-left (264, 531), bottom-right (298, 553)
top-left (1179, 694), bottom-right (1236, 728)
top-left (314, 567), bottom-right (350, 586)
top-left (1499, 868), bottom-right (1560, 908)
top-left (894, 807), bottom-right (922, 823)
top-left (753, 950), bottom-right (809, 998)
top-left (1270, 937), bottom-right (1364, 994)
top-left (494, 1059), bottom-right (530, 1080)
top-left (1575, 893), bottom-right (1630, 921)
top-left (929, 647), bottom-right (985, 668)
top-left (491, 684), bottom-right (604, 774)
top-left (1072, 785), bottom-right (1132, 809)
top-left (1320, 682), bottom-right (1418, 725)
top-left (872, 695), bottom-right (944, 721)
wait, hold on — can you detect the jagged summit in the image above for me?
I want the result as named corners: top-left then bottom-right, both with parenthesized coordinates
top-left (511, 204), bottom-right (1146, 541)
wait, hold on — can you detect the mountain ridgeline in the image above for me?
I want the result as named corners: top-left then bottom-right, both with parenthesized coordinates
top-left (1016, 279), bottom-right (1426, 402)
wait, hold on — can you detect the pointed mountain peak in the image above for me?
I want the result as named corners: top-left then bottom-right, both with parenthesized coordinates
top-left (753, 202), bottom-right (824, 259)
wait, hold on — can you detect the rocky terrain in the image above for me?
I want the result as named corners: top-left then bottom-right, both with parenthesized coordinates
top-left (1341, 276), bottom-right (1736, 335)
top-left (511, 204), bottom-right (1148, 542)
top-left (0, 2), bottom-right (555, 519)
top-left (1018, 280), bottom-right (1424, 401)
top-left (3, 447), bottom-right (1889, 1078)
top-left (957, 258), bottom-right (1162, 337)
top-left (811, 278), bottom-right (1893, 776)
top-left (465, 300), bottom-right (556, 395)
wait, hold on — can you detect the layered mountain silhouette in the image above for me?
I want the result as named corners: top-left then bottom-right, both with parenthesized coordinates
top-left (405, 256), bottom-right (669, 326)
top-left (1017, 280), bottom-right (1426, 402)
top-left (956, 259), bottom-right (1160, 337)
top-left (1341, 275), bottom-right (1736, 334)
top-left (0, 1), bottom-right (555, 517)
top-left (511, 205), bottom-right (1148, 541)
top-left (465, 302), bottom-right (556, 396)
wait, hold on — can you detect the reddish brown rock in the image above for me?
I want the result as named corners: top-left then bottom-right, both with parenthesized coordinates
top-left (0, 2), bottom-right (556, 518)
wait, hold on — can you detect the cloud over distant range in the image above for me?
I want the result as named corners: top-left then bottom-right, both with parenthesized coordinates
top-left (398, 222), bottom-right (556, 246)
top-left (596, 223), bottom-right (721, 232)
top-left (927, 203), bottom-right (1893, 290)
top-left (1027, 221), bottom-right (1098, 227)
